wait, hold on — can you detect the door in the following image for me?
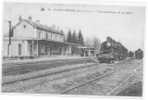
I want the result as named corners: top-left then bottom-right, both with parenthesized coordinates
top-left (47, 47), bottom-right (51, 56)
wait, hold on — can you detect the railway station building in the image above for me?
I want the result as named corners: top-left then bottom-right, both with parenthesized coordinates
top-left (3, 17), bottom-right (81, 58)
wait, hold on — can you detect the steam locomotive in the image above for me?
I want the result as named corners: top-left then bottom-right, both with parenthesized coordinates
top-left (97, 37), bottom-right (128, 63)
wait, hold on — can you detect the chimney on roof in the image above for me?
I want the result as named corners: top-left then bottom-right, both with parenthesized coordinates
top-left (28, 16), bottom-right (32, 21)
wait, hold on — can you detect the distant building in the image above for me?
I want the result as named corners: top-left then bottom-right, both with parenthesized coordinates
top-left (78, 46), bottom-right (97, 57)
top-left (3, 17), bottom-right (81, 58)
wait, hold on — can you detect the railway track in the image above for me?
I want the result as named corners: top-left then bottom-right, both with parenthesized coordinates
top-left (2, 63), bottom-right (97, 85)
top-left (61, 68), bottom-right (114, 94)
top-left (3, 58), bottom-right (93, 76)
top-left (106, 66), bottom-right (142, 96)
top-left (60, 60), bottom-right (142, 95)
top-left (2, 58), bottom-right (133, 85)
top-left (2, 59), bottom-right (141, 93)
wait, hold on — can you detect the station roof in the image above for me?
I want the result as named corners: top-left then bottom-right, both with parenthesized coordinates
top-left (13, 18), bottom-right (64, 35)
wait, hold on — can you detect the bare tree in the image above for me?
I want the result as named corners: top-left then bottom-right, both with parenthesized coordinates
top-left (84, 37), bottom-right (93, 47)
top-left (93, 37), bottom-right (101, 54)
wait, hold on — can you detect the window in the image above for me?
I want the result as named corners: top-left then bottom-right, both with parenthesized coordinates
top-left (38, 31), bottom-right (41, 39)
top-left (48, 33), bottom-right (51, 40)
top-left (46, 32), bottom-right (48, 40)
top-left (42, 31), bottom-right (46, 39)
top-left (18, 44), bottom-right (22, 56)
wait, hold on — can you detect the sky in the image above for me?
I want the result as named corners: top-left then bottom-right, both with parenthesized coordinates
top-left (3, 2), bottom-right (145, 51)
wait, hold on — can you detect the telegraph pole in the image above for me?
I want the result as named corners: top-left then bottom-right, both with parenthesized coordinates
top-left (8, 20), bottom-right (12, 57)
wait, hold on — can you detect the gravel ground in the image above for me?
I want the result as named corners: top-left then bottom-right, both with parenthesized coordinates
top-left (2, 59), bottom-right (143, 96)
top-left (64, 59), bottom-right (143, 96)
top-left (3, 58), bottom-right (94, 76)
top-left (117, 81), bottom-right (142, 96)
top-left (2, 63), bottom-right (95, 84)
top-left (2, 63), bottom-right (111, 92)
